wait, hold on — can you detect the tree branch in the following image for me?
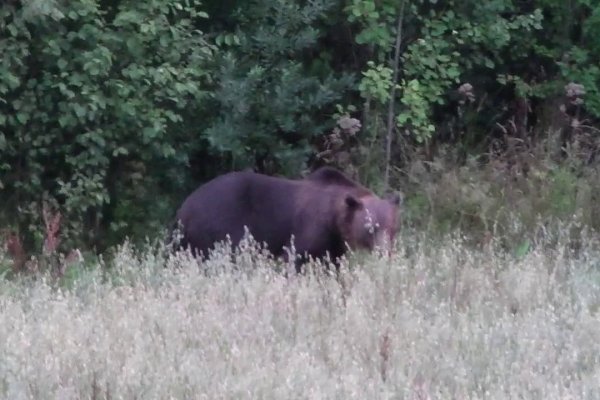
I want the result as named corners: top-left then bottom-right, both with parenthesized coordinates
top-left (384, 0), bottom-right (406, 190)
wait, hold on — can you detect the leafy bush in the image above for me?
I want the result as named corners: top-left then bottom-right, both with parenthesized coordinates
top-left (0, 0), bottom-right (213, 249)
top-left (346, 0), bottom-right (544, 143)
top-left (200, 0), bottom-right (355, 175)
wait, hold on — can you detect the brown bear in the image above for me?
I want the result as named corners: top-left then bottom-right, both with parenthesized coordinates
top-left (172, 167), bottom-right (401, 271)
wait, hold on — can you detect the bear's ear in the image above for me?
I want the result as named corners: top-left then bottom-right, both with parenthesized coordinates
top-left (386, 192), bottom-right (402, 206)
top-left (345, 195), bottom-right (362, 210)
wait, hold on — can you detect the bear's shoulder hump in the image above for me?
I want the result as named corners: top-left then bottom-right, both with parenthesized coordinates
top-left (305, 167), bottom-right (370, 192)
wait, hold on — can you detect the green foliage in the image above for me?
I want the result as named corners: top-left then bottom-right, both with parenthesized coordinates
top-left (358, 61), bottom-right (394, 104)
top-left (201, 0), bottom-right (354, 174)
top-left (0, 0), bottom-right (214, 248)
top-left (344, 1), bottom-right (561, 143)
top-left (513, 239), bottom-right (531, 259)
top-left (396, 79), bottom-right (435, 143)
top-left (398, 141), bottom-right (600, 247)
top-left (0, 0), bottom-right (599, 256)
top-left (398, 4), bottom-right (543, 142)
top-left (547, 167), bottom-right (579, 218)
top-left (558, 48), bottom-right (600, 118)
top-left (346, 0), bottom-right (397, 50)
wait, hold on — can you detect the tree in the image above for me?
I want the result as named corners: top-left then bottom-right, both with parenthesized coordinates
top-left (0, 0), bottom-right (214, 250)
top-left (198, 0), bottom-right (355, 175)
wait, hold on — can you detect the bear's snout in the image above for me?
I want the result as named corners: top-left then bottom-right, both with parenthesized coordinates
top-left (373, 228), bottom-right (395, 257)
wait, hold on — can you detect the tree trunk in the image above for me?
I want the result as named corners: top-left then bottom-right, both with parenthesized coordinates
top-left (384, 0), bottom-right (406, 191)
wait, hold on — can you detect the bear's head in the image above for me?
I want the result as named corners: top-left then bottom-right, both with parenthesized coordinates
top-left (342, 192), bottom-right (402, 255)
top-left (305, 166), bottom-right (401, 256)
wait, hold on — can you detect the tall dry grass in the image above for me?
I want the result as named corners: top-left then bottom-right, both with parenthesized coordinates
top-left (0, 230), bottom-right (599, 399)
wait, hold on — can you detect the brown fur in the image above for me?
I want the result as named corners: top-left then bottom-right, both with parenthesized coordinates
top-left (174, 167), bottom-right (401, 271)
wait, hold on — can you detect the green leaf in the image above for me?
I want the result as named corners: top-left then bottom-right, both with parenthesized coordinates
top-left (447, 66), bottom-right (460, 79)
top-left (514, 239), bottom-right (531, 259)
top-left (16, 112), bottom-right (29, 124)
top-left (7, 24), bottom-right (18, 37)
top-left (113, 147), bottom-right (129, 156)
top-left (73, 104), bottom-right (86, 119)
top-left (396, 113), bottom-right (409, 125)
top-left (58, 115), bottom-right (73, 127)
top-left (57, 58), bottom-right (68, 70)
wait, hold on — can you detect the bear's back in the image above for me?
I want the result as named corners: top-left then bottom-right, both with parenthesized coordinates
top-left (304, 167), bottom-right (372, 196)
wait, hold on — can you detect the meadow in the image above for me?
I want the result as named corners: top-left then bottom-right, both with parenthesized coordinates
top-left (0, 228), bottom-right (599, 399)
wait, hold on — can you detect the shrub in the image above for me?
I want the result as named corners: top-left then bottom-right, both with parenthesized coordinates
top-left (0, 0), bottom-right (213, 250)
